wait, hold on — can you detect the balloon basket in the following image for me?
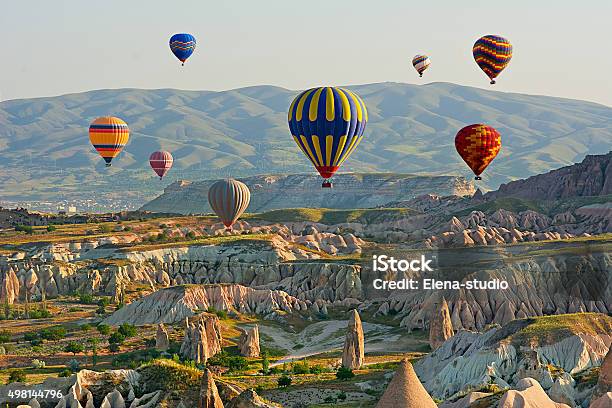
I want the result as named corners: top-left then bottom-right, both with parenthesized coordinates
top-left (475, 176), bottom-right (482, 180)
top-left (105, 163), bottom-right (112, 167)
top-left (490, 80), bottom-right (496, 85)
top-left (322, 181), bottom-right (333, 188)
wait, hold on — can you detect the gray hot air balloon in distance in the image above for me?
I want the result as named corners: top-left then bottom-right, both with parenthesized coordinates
top-left (207, 179), bottom-right (251, 230)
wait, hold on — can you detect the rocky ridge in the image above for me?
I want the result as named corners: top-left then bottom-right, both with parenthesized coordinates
top-left (142, 173), bottom-right (475, 214)
top-left (103, 284), bottom-right (310, 326)
top-left (486, 152), bottom-right (612, 201)
top-left (414, 314), bottom-right (612, 405)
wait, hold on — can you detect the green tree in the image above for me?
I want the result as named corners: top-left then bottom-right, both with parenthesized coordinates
top-left (46, 225), bottom-right (57, 232)
top-left (96, 323), bottom-right (111, 335)
top-left (277, 375), bottom-right (292, 387)
top-left (108, 331), bottom-right (126, 344)
top-left (117, 323), bottom-right (137, 338)
top-left (64, 341), bottom-right (84, 355)
top-left (87, 338), bottom-right (100, 367)
top-left (7, 369), bottom-right (27, 384)
top-left (336, 366), bottom-right (355, 380)
top-left (40, 326), bottom-right (66, 341)
top-left (261, 351), bottom-right (270, 375)
top-left (0, 330), bottom-right (11, 343)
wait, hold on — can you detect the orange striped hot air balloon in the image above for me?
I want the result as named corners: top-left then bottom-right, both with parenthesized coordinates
top-left (88, 117), bottom-right (130, 167)
top-left (455, 124), bottom-right (501, 180)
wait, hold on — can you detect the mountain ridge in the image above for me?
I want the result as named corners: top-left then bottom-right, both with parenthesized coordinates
top-left (1, 82), bottom-right (611, 205)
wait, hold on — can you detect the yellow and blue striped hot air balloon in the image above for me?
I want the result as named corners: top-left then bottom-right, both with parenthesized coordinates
top-left (88, 117), bottom-right (130, 167)
top-left (288, 87), bottom-right (367, 188)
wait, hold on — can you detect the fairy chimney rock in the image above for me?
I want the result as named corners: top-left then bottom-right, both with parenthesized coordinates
top-left (376, 359), bottom-right (437, 408)
top-left (429, 298), bottom-right (455, 350)
top-left (238, 325), bottom-right (260, 358)
top-left (198, 368), bottom-right (224, 408)
top-left (342, 309), bottom-right (365, 369)
top-left (155, 323), bottom-right (169, 351)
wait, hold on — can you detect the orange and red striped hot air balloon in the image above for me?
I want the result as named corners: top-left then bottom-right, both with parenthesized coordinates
top-left (88, 117), bottom-right (130, 167)
top-left (455, 124), bottom-right (501, 180)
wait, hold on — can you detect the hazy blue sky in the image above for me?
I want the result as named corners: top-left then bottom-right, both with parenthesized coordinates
top-left (2, 0), bottom-right (611, 106)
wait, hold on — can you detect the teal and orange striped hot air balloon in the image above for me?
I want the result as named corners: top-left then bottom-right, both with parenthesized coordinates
top-left (288, 87), bottom-right (367, 188)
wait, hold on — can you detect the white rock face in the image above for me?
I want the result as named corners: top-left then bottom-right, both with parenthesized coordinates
top-left (498, 378), bottom-right (570, 408)
top-left (414, 317), bottom-right (611, 400)
top-left (103, 284), bottom-right (309, 325)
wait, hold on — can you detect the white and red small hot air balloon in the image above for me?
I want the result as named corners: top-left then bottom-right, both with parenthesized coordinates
top-left (149, 151), bottom-right (174, 180)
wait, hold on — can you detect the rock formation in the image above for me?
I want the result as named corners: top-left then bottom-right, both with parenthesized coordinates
top-left (376, 359), bottom-right (437, 408)
top-left (155, 323), bottom-right (169, 351)
top-left (103, 284), bottom-right (310, 326)
top-left (429, 298), bottom-right (454, 350)
top-left (591, 347), bottom-right (612, 402)
top-left (180, 313), bottom-right (222, 364)
top-left (498, 378), bottom-right (570, 407)
top-left (226, 389), bottom-right (277, 408)
top-left (342, 309), bottom-right (365, 370)
top-left (199, 369), bottom-right (224, 408)
top-left (237, 325), bottom-right (260, 358)
top-left (486, 152), bottom-right (612, 201)
top-left (590, 392), bottom-right (612, 408)
top-left (143, 173), bottom-right (474, 214)
top-left (414, 314), bottom-right (612, 400)
top-left (0, 266), bottom-right (20, 304)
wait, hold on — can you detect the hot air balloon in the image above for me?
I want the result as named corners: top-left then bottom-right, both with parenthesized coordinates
top-left (473, 35), bottom-right (512, 84)
top-left (412, 55), bottom-right (431, 77)
top-left (149, 151), bottom-right (173, 180)
top-left (88, 117), bottom-right (130, 167)
top-left (455, 124), bottom-right (501, 180)
top-left (208, 179), bottom-right (251, 230)
top-left (169, 33), bottom-right (196, 66)
top-left (288, 87), bottom-right (367, 188)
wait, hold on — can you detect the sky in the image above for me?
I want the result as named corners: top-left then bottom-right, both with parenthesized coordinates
top-left (1, 0), bottom-right (611, 106)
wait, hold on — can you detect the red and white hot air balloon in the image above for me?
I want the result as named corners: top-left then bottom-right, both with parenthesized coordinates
top-left (149, 151), bottom-right (173, 180)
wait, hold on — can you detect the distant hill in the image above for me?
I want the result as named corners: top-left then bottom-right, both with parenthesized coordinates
top-left (141, 173), bottom-right (474, 214)
top-left (1, 82), bottom-right (611, 204)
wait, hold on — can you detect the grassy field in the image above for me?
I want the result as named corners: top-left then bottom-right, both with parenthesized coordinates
top-left (248, 207), bottom-right (416, 224)
top-left (507, 313), bottom-right (612, 345)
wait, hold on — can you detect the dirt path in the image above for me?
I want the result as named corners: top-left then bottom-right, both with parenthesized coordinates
top-left (255, 320), bottom-right (409, 366)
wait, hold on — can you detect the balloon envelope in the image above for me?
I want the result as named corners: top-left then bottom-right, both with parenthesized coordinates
top-left (88, 117), bottom-right (129, 166)
top-left (169, 33), bottom-right (196, 64)
top-left (149, 151), bottom-right (173, 179)
top-left (412, 55), bottom-right (431, 77)
top-left (288, 87), bottom-right (367, 182)
top-left (208, 179), bottom-right (251, 229)
top-left (473, 35), bottom-right (512, 84)
top-left (455, 124), bottom-right (501, 179)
